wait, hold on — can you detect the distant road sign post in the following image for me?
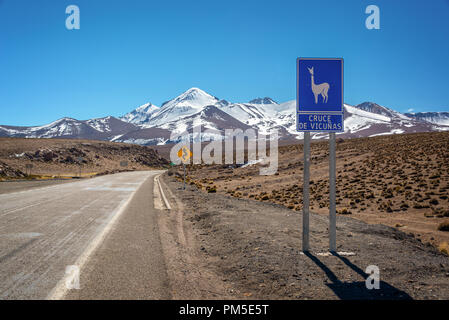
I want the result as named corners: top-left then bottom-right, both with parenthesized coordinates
top-left (77, 157), bottom-right (83, 177)
top-left (297, 58), bottom-right (344, 253)
top-left (25, 163), bottom-right (33, 176)
top-left (177, 146), bottom-right (192, 190)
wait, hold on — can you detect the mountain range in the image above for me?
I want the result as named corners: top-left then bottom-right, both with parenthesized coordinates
top-left (1, 87), bottom-right (448, 145)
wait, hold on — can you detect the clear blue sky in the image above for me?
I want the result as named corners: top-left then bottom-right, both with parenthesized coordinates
top-left (1, 0), bottom-right (448, 126)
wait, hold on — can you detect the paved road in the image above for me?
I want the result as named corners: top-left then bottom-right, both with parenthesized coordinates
top-left (0, 171), bottom-right (168, 299)
top-left (0, 179), bottom-right (73, 195)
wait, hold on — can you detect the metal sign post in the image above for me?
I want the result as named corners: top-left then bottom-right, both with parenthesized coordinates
top-left (177, 146), bottom-right (192, 190)
top-left (329, 132), bottom-right (336, 252)
top-left (25, 163), bottom-right (33, 176)
top-left (296, 57), bottom-right (344, 253)
top-left (302, 132), bottom-right (310, 251)
top-left (77, 157), bottom-right (83, 177)
top-left (183, 163), bottom-right (186, 190)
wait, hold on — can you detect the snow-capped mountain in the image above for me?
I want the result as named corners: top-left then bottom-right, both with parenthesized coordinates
top-left (119, 103), bottom-right (159, 125)
top-left (147, 88), bottom-right (219, 127)
top-left (354, 102), bottom-right (407, 119)
top-left (1, 87), bottom-right (448, 145)
top-left (0, 116), bottom-right (139, 141)
top-left (111, 90), bottom-right (448, 144)
top-left (249, 97), bottom-right (278, 105)
top-left (160, 105), bottom-right (254, 142)
top-left (404, 112), bottom-right (449, 126)
top-left (337, 103), bottom-right (439, 139)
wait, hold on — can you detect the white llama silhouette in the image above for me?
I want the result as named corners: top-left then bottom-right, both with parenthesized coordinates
top-left (308, 66), bottom-right (330, 104)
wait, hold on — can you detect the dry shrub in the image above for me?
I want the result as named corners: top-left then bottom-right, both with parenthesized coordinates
top-left (207, 186), bottom-right (217, 193)
top-left (437, 221), bottom-right (449, 232)
top-left (438, 242), bottom-right (449, 255)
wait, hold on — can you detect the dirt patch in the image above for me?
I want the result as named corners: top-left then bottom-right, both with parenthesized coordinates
top-left (163, 172), bottom-right (449, 300)
top-left (156, 174), bottom-right (235, 299)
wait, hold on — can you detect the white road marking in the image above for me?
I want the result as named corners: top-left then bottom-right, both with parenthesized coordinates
top-left (155, 174), bottom-right (171, 210)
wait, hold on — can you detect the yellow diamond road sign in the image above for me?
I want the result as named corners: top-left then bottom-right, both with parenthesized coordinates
top-left (177, 146), bottom-right (192, 164)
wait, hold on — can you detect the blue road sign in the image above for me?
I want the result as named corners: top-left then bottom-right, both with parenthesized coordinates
top-left (296, 58), bottom-right (344, 132)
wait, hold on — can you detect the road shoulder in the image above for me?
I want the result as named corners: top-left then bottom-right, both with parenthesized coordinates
top-left (156, 173), bottom-right (235, 299)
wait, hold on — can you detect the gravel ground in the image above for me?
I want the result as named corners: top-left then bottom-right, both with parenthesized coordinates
top-left (184, 132), bottom-right (449, 247)
top-left (164, 173), bottom-right (449, 300)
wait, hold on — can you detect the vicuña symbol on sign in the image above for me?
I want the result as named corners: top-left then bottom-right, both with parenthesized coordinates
top-left (308, 66), bottom-right (330, 104)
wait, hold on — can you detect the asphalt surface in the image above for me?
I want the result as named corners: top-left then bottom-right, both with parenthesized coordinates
top-left (0, 179), bottom-right (73, 195)
top-left (65, 172), bottom-right (171, 299)
top-left (0, 171), bottom-right (167, 299)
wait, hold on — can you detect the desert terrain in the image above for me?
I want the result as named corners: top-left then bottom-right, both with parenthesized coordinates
top-left (176, 132), bottom-right (449, 254)
top-left (0, 133), bottom-right (448, 299)
top-left (160, 169), bottom-right (449, 299)
top-left (0, 138), bottom-right (169, 181)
